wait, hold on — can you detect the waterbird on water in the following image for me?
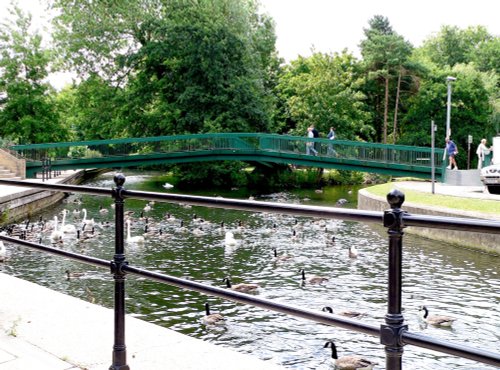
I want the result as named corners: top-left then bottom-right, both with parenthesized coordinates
top-left (322, 306), bottom-right (362, 318)
top-left (202, 303), bottom-right (225, 325)
top-left (300, 269), bottom-right (328, 285)
top-left (323, 340), bottom-right (377, 370)
top-left (419, 305), bottom-right (456, 327)
top-left (223, 277), bottom-right (259, 293)
top-left (0, 240), bottom-right (7, 262)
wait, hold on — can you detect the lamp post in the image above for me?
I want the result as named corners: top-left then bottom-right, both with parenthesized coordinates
top-left (445, 76), bottom-right (456, 138)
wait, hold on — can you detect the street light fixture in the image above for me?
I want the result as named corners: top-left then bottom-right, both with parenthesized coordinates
top-left (446, 76), bottom-right (456, 138)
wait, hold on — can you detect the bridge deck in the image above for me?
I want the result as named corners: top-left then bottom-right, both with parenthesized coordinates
top-left (8, 133), bottom-right (445, 179)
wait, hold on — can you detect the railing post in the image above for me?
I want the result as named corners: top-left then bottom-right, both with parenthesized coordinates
top-left (381, 189), bottom-right (408, 370)
top-left (110, 173), bottom-right (130, 370)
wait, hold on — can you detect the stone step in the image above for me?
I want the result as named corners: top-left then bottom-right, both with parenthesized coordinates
top-left (0, 172), bottom-right (18, 178)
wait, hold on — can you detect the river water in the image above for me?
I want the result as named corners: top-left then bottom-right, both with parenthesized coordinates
top-left (1, 171), bottom-right (498, 369)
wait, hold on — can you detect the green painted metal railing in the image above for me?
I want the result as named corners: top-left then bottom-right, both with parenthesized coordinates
top-left (9, 133), bottom-right (445, 179)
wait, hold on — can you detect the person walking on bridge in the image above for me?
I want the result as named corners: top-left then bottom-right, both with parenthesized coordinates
top-left (306, 127), bottom-right (318, 156)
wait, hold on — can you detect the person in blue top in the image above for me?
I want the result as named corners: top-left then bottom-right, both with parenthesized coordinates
top-left (445, 137), bottom-right (458, 170)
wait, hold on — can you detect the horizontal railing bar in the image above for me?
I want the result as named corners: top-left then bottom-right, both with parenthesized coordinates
top-left (0, 235), bottom-right (110, 269)
top-left (0, 179), bottom-right (112, 197)
top-left (123, 265), bottom-right (380, 336)
top-left (402, 331), bottom-right (500, 367)
top-left (2, 235), bottom-right (499, 367)
top-left (403, 213), bottom-right (500, 234)
top-left (1, 179), bottom-right (498, 234)
top-left (122, 189), bottom-right (383, 223)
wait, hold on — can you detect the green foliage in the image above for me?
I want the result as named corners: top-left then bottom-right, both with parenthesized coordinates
top-left (173, 161), bottom-right (248, 189)
top-left (0, 6), bottom-right (69, 144)
top-left (277, 51), bottom-right (372, 140)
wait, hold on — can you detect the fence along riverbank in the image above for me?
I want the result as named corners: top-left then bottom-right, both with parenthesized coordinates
top-left (0, 176), bottom-right (499, 369)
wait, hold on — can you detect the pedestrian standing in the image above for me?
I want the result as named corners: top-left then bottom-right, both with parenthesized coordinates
top-left (476, 138), bottom-right (491, 169)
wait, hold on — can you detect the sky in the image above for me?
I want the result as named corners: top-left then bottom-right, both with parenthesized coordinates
top-left (260, 0), bottom-right (500, 60)
top-left (1, 0), bottom-right (499, 88)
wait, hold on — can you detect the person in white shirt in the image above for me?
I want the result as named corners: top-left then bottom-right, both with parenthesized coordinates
top-left (476, 138), bottom-right (491, 169)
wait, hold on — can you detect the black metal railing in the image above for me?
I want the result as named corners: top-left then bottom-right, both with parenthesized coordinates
top-left (0, 176), bottom-right (499, 370)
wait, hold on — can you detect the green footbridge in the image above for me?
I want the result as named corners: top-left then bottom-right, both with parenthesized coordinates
top-left (9, 133), bottom-right (446, 180)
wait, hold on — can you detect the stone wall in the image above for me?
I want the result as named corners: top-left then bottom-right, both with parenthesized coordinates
top-left (358, 189), bottom-right (499, 255)
top-left (0, 169), bottom-right (103, 225)
top-left (0, 149), bottom-right (25, 179)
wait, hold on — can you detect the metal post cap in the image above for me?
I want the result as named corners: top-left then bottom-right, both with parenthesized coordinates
top-left (114, 173), bottom-right (126, 187)
top-left (387, 189), bottom-right (405, 209)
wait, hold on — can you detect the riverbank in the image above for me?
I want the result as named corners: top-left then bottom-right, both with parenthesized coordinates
top-left (0, 169), bottom-right (106, 225)
top-left (358, 180), bottom-right (500, 254)
top-left (0, 272), bottom-right (284, 370)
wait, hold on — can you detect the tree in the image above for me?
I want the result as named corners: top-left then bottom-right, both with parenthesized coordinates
top-left (51, 0), bottom-right (279, 137)
top-left (0, 6), bottom-right (68, 144)
top-left (277, 51), bottom-right (371, 140)
top-left (360, 15), bottom-right (413, 143)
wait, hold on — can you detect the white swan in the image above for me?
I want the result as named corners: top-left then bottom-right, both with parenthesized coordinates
top-left (61, 210), bottom-right (77, 234)
top-left (163, 182), bottom-right (174, 189)
top-left (126, 219), bottom-right (145, 246)
top-left (349, 245), bottom-right (358, 258)
top-left (50, 216), bottom-right (64, 243)
top-left (81, 209), bottom-right (94, 228)
top-left (224, 231), bottom-right (237, 246)
top-left (0, 240), bottom-right (7, 262)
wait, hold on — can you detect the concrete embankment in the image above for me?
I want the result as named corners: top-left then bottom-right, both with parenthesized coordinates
top-left (358, 182), bottom-right (500, 255)
top-left (0, 169), bottom-right (104, 225)
top-left (0, 272), bottom-right (284, 370)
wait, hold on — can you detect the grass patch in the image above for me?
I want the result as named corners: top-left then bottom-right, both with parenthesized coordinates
top-left (365, 182), bottom-right (500, 215)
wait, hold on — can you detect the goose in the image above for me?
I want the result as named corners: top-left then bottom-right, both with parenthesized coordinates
top-left (65, 270), bottom-right (85, 279)
top-left (176, 220), bottom-right (188, 233)
top-left (300, 269), bottom-right (328, 285)
top-left (326, 235), bottom-right (336, 246)
top-left (273, 248), bottom-right (293, 262)
top-left (224, 231), bottom-right (238, 246)
top-left (61, 210), bottom-right (77, 234)
top-left (99, 205), bottom-right (109, 215)
top-left (50, 216), bottom-right (64, 243)
top-left (323, 340), bottom-right (377, 370)
top-left (72, 209), bottom-right (81, 218)
top-left (419, 306), bottom-right (456, 327)
top-left (192, 227), bottom-right (205, 237)
top-left (164, 213), bottom-right (177, 222)
top-left (348, 245), bottom-right (358, 259)
top-left (322, 306), bottom-right (363, 318)
top-left (202, 303), bottom-right (225, 325)
top-left (0, 240), bottom-right (7, 262)
top-left (81, 209), bottom-right (94, 228)
top-left (223, 277), bottom-right (259, 293)
top-left (163, 182), bottom-right (174, 189)
top-left (126, 219), bottom-right (145, 245)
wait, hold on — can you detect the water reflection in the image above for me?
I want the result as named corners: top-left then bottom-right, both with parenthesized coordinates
top-left (1, 171), bottom-right (498, 370)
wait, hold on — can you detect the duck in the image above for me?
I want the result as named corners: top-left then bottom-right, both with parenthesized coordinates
top-left (0, 240), bottom-right (7, 262)
top-left (322, 306), bottom-right (363, 318)
top-left (163, 182), bottom-right (174, 189)
top-left (202, 303), bottom-right (225, 325)
top-left (126, 219), bottom-right (145, 246)
top-left (419, 306), bottom-right (456, 327)
top-left (348, 245), bottom-right (358, 259)
top-left (224, 231), bottom-right (238, 246)
top-left (300, 269), bottom-right (328, 285)
top-left (323, 340), bottom-right (377, 370)
top-left (50, 216), bottom-right (64, 243)
top-left (223, 277), bottom-right (259, 293)
top-left (65, 270), bottom-right (85, 279)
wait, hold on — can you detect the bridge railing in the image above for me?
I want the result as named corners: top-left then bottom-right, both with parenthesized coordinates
top-left (0, 176), bottom-right (498, 370)
top-left (9, 133), bottom-right (444, 169)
